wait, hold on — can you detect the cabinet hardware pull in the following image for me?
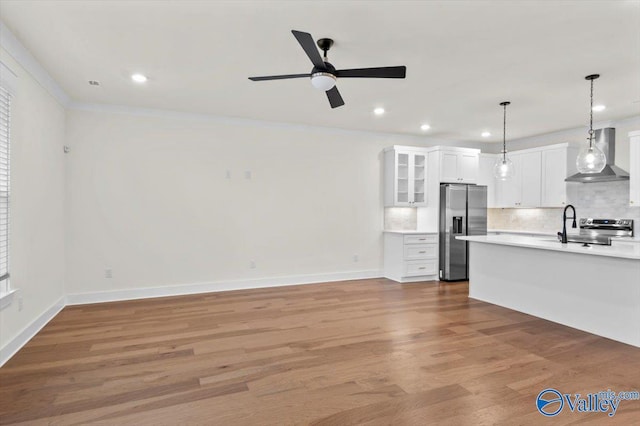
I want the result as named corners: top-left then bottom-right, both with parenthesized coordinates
top-left (419, 251), bottom-right (426, 253)
top-left (418, 267), bottom-right (426, 269)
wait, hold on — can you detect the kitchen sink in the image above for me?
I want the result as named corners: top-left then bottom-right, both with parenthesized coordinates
top-left (537, 236), bottom-right (611, 246)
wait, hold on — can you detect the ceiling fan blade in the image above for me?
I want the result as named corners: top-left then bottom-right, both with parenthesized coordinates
top-left (248, 74), bottom-right (310, 81)
top-left (292, 30), bottom-right (326, 69)
top-left (336, 66), bottom-right (406, 79)
top-left (326, 86), bottom-right (345, 109)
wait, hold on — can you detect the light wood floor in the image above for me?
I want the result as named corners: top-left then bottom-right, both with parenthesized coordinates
top-left (1, 279), bottom-right (639, 425)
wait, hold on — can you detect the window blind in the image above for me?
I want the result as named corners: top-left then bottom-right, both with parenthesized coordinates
top-left (0, 86), bottom-right (10, 293)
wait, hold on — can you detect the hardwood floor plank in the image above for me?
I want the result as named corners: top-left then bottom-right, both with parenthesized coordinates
top-left (1, 279), bottom-right (638, 425)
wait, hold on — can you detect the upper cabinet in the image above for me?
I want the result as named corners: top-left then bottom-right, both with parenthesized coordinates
top-left (437, 148), bottom-right (479, 184)
top-left (481, 143), bottom-right (578, 208)
top-left (496, 152), bottom-right (541, 208)
top-left (384, 145), bottom-right (479, 207)
top-left (630, 131), bottom-right (640, 207)
top-left (540, 145), bottom-right (578, 207)
top-left (384, 147), bottom-right (428, 207)
top-left (477, 154), bottom-right (498, 208)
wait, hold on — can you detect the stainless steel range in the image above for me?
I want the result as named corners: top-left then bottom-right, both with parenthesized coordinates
top-left (558, 218), bottom-right (634, 246)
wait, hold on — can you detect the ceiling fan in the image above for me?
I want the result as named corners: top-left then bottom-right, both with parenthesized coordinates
top-left (249, 30), bottom-right (407, 109)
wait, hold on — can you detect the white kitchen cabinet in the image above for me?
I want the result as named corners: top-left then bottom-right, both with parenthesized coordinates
top-left (496, 151), bottom-right (541, 208)
top-left (496, 154), bottom-right (522, 207)
top-left (384, 147), bottom-right (428, 207)
top-left (477, 154), bottom-right (498, 208)
top-left (540, 144), bottom-right (578, 207)
top-left (520, 151), bottom-right (542, 207)
top-left (384, 232), bottom-right (438, 283)
top-left (437, 148), bottom-right (479, 184)
top-left (495, 144), bottom-right (576, 208)
top-left (629, 131), bottom-right (640, 207)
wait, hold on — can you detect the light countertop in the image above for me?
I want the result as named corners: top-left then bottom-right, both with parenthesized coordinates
top-left (383, 230), bottom-right (437, 235)
top-left (458, 234), bottom-right (640, 260)
top-left (488, 229), bottom-right (640, 243)
top-left (488, 228), bottom-right (556, 236)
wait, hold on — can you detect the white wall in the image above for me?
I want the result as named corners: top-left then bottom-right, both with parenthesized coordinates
top-left (65, 108), bottom-right (471, 298)
top-left (0, 48), bottom-right (66, 357)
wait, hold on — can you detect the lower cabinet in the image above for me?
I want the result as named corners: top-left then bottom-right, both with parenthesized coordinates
top-left (384, 232), bottom-right (438, 283)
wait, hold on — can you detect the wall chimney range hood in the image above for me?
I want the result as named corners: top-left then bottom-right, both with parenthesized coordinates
top-left (565, 128), bottom-right (630, 183)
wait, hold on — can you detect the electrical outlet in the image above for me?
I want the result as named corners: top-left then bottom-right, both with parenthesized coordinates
top-left (353, 254), bottom-right (359, 262)
top-left (18, 296), bottom-right (23, 312)
top-left (244, 171), bottom-right (252, 180)
top-left (250, 260), bottom-right (256, 269)
top-left (105, 268), bottom-right (113, 278)
top-left (225, 170), bottom-right (231, 179)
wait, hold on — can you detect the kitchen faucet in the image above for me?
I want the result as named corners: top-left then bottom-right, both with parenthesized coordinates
top-left (560, 204), bottom-right (577, 243)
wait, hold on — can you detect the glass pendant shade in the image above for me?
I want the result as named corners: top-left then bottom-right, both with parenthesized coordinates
top-left (493, 155), bottom-right (515, 180)
top-left (494, 101), bottom-right (514, 180)
top-left (576, 74), bottom-right (606, 174)
top-left (576, 143), bottom-right (606, 173)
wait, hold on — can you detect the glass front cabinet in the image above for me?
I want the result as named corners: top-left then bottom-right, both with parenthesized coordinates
top-left (384, 147), bottom-right (427, 207)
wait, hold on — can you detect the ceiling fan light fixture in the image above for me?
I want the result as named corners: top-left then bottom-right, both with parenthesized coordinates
top-left (310, 72), bottom-right (336, 91)
top-left (248, 30), bottom-right (407, 108)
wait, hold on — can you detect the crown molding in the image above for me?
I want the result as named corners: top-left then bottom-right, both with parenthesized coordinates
top-left (0, 60), bottom-right (18, 95)
top-left (0, 20), bottom-right (467, 146)
top-left (478, 115), bottom-right (640, 154)
top-left (0, 21), bottom-right (70, 106)
top-left (6, 19), bottom-right (632, 148)
top-left (68, 100), bottom-right (481, 148)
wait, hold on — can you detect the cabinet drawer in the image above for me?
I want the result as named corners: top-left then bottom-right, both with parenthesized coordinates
top-left (404, 260), bottom-right (437, 277)
top-left (404, 244), bottom-right (437, 260)
top-left (404, 234), bottom-right (437, 245)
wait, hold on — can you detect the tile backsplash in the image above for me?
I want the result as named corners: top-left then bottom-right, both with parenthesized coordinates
top-left (384, 207), bottom-right (417, 230)
top-left (489, 181), bottom-right (640, 232)
top-left (488, 208), bottom-right (563, 232)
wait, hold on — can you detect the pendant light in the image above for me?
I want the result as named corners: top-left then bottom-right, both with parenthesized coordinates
top-left (575, 74), bottom-right (606, 173)
top-left (493, 101), bottom-right (515, 180)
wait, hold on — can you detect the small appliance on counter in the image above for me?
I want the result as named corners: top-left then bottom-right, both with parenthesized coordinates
top-left (557, 218), bottom-right (634, 246)
top-left (439, 184), bottom-right (487, 281)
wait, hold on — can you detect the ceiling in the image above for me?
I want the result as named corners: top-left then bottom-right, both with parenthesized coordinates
top-left (1, 0), bottom-right (639, 142)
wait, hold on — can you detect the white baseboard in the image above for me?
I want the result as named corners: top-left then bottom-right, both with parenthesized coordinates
top-left (0, 296), bottom-right (66, 367)
top-left (66, 269), bottom-right (383, 305)
top-left (0, 271), bottom-right (381, 366)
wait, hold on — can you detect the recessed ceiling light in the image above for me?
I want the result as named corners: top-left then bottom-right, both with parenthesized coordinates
top-left (592, 104), bottom-right (606, 112)
top-left (481, 131), bottom-right (491, 138)
top-left (88, 80), bottom-right (100, 86)
top-left (131, 73), bottom-right (148, 83)
top-left (373, 107), bottom-right (385, 116)
top-left (420, 124), bottom-right (431, 131)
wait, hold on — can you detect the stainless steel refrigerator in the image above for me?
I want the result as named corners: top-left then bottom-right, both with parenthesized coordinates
top-left (439, 184), bottom-right (487, 281)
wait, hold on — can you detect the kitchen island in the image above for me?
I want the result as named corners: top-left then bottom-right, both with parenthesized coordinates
top-left (457, 234), bottom-right (640, 347)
